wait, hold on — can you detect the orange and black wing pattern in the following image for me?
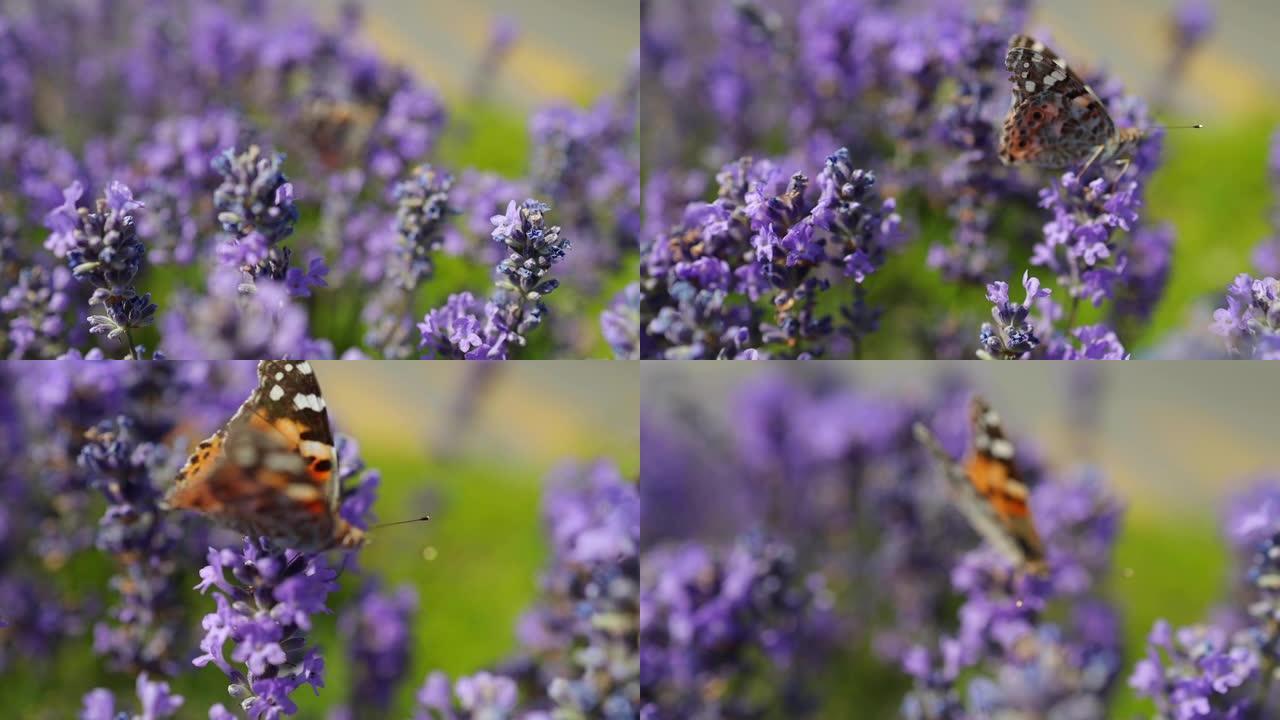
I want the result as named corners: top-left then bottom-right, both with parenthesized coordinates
top-left (913, 396), bottom-right (1046, 572)
top-left (163, 361), bottom-right (351, 551)
top-left (963, 398), bottom-right (1045, 567)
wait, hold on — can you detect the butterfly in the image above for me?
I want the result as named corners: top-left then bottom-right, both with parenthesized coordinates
top-left (997, 34), bottom-right (1146, 173)
top-left (913, 396), bottom-right (1046, 573)
top-left (163, 360), bottom-right (365, 552)
top-left (297, 95), bottom-right (377, 171)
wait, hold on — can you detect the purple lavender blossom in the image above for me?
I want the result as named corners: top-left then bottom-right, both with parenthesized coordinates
top-left (45, 181), bottom-right (155, 358)
top-left (642, 148), bottom-right (901, 359)
top-left (1129, 484), bottom-right (1280, 719)
top-left (601, 283), bottom-right (641, 359)
top-left (413, 671), bottom-right (522, 720)
top-left (0, 1), bottom-right (627, 360)
top-left (159, 270), bottom-right (325, 360)
top-left (393, 164), bottom-right (456, 289)
top-left (491, 199), bottom-right (570, 336)
top-left (192, 539), bottom-right (336, 718)
top-left (904, 471), bottom-right (1125, 717)
top-left (640, 535), bottom-right (833, 718)
top-left (78, 417), bottom-right (189, 674)
top-left (513, 462), bottom-right (639, 718)
top-left (81, 673), bottom-right (185, 720)
top-left (212, 145), bottom-right (300, 286)
top-left (978, 271), bottom-right (1051, 359)
top-left (1212, 274), bottom-right (1280, 359)
top-left (416, 199), bottom-right (572, 359)
top-left (337, 583), bottom-right (417, 713)
top-left (1, 264), bottom-right (72, 359)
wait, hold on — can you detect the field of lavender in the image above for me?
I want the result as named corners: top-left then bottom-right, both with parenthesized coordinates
top-left (639, 0), bottom-right (1280, 359)
top-left (0, 362), bottom-right (640, 718)
top-left (0, 1), bottom-right (639, 360)
top-left (641, 363), bottom-right (1280, 718)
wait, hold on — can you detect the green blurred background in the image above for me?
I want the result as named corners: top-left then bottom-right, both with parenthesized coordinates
top-left (643, 361), bottom-right (1280, 716)
top-left (4, 362), bottom-right (639, 717)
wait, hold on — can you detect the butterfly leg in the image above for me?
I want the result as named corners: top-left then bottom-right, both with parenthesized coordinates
top-left (1078, 144), bottom-right (1106, 178)
top-left (1113, 157), bottom-right (1132, 180)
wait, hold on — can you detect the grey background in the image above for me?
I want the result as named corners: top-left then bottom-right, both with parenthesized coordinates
top-left (643, 362), bottom-right (1280, 518)
top-left (313, 0), bottom-right (639, 108)
top-left (1033, 0), bottom-right (1279, 121)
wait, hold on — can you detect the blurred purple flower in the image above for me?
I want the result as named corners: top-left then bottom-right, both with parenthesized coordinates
top-left (1212, 274), bottom-right (1280, 359)
top-left (81, 673), bottom-right (184, 720)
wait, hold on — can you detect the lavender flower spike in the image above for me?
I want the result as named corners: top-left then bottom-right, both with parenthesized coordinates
top-left (192, 539), bottom-right (336, 718)
top-left (81, 673), bottom-right (185, 720)
top-left (978, 271), bottom-right (1051, 359)
top-left (491, 199), bottom-right (571, 341)
top-left (46, 180), bottom-right (156, 358)
top-left (213, 145), bottom-right (300, 285)
top-left (1212, 274), bottom-right (1280, 359)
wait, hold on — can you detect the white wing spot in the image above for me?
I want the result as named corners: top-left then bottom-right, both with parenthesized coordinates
top-left (284, 364), bottom-right (294, 372)
top-left (269, 384), bottom-right (285, 401)
top-left (275, 372), bottom-right (284, 381)
top-left (293, 393), bottom-right (325, 412)
top-left (990, 438), bottom-right (1016, 459)
top-left (296, 362), bottom-right (312, 375)
top-left (1024, 80), bottom-right (1036, 92)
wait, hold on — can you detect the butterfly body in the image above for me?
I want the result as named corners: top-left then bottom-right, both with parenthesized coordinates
top-left (164, 360), bottom-right (365, 552)
top-left (998, 35), bottom-right (1146, 170)
top-left (913, 397), bottom-right (1045, 573)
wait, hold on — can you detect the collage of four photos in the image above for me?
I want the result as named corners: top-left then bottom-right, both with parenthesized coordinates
top-left (2, 0), bottom-right (1280, 718)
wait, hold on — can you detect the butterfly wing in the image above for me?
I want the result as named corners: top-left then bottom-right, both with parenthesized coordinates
top-left (912, 397), bottom-right (1045, 570)
top-left (999, 35), bottom-right (1116, 168)
top-left (963, 397), bottom-right (1045, 565)
top-left (164, 360), bottom-right (341, 550)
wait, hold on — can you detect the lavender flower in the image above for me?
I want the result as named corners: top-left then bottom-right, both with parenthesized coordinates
top-left (601, 283), bottom-right (641, 359)
top-left (491, 199), bottom-right (570, 338)
top-left (1172, 0), bottom-right (1216, 50)
top-left (338, 583), bottom-right (417, 714)
top-left (0, 1), bottom-right (628, 359)
top-left (364, 165), bottom-right (456, 358)
top-left (416, 199), bottom-right (572, 359)
top-left (640, 535), bottom-right (833, 718)
top-left (642, 148), bottom-right (901, 359)
top-left (1, 264), bottom-right (72, 359)
top-left (414, 671), bottom-right (523, 720)
top-left (213, 145), bottom-right (299, 247)
top-left (978, 271), bottom-right (1051, 359)
top-left (78, 417), bottom-right (188, 674)
top-left (531, 462), bottom-right (639, 720)
top-left (1212, 274), bottom-right (1280, 359)
top-left (159, 270), bottom-right (322, 360)
top-left (212, 145), bottom-right (300, 286)
top-left (904, 471), bottom-right (1125, 718)
top-left (81, 673), bottom-right (184, 720)
top-left (45, 181), bottom-right (155, 358)
top-left (393, 164), bottom-right (456, 289)
top-left (1129, 484), bottom-right (1280, 718)
top-left (192, 539), bottom-right (336, 718)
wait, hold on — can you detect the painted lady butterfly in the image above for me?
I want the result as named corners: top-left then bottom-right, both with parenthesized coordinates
top-left (998, 34), bottom-right (1147, 172)
top-left (163, 360), bottom-right (365, 551)
top-left (913, 396), bottom-right (1046, 573)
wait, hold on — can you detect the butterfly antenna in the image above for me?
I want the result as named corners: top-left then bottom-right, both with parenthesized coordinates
top-left (1161, 123), bottom-right (1204, 130)
top-left (373, 514), bottom-right (431, 530)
